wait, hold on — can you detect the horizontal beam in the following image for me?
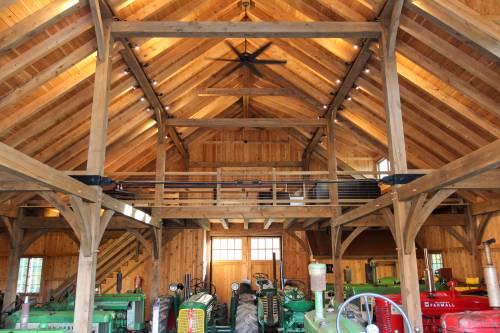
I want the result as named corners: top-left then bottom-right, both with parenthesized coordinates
top-left (17, 216), bottom-right (151, 229)
top-left (450, 170), bottom-right (500, 189)
top-left (198, 87), bottom-right (291, 96)
top-left (111, 21), bottom-right (382, 38)
top-left (165, 118), bottom-right (326, 128)
top-left (189, 161), bottom-right (304, 168)
top-left (160, 206), bottom-right (334, 219)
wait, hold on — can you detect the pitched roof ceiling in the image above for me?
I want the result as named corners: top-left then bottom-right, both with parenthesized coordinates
top-left (0, 0), bottom-right (498, 207)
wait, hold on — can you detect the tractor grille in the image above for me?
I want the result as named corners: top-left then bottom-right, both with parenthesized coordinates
top-left (178, 308), bottom-right (205, 333)
top-left (261, 295), bottom-right (279, 324)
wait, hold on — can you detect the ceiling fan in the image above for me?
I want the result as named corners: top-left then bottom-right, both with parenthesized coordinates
top-left (210, 39), bottom-right (287, 77)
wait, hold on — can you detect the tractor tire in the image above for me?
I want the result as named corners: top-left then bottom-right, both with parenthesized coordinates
top-left (235, 301), bottom-right (258, 333)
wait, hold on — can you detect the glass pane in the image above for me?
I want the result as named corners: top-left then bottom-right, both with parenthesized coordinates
top-left (235, 250), bottom-right (242, 260)
top-left (258, 238), bottom-right (266, 248)
top-left (235, 239), bottom-right (242, 249)
top-left (260, 250), bottom-right (265, 260)
top-left (220, 239), bottom-right (227, 249)
top-left (213, 239), bottom-right (220, 249)
top-left (273, 238), bottom-right (280, 248)
top-left (227, 238), bottom-right (234, 249)
top-left (265, 250), bottom-right (273, 260)
top-left (266, 238), bottom-right (273, 248)
top-left (251, 249), bottom-right (258, 260)
top-left (251, 238), bottom-right (257, 248)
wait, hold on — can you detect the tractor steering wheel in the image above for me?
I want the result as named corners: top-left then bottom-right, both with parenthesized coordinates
top-left (336, 292), bottom-right (413, 333)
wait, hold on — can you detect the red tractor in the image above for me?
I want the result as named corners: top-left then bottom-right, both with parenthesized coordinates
top-left (374, 240), bottom-right (500, 333)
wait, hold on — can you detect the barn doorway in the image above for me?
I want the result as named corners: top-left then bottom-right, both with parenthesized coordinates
top-left (210, 236), bottom-right (282, 305)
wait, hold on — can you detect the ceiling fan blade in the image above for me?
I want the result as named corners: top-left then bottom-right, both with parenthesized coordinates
top-left (252, 59), bottom-right (287, 64)
top-left (250, 42), bottom-right (272, 59)
top-left (206, 57), bottom-right (241, 62)
top-left (225, 40), bottom-right (242, 57)
top-left (244, 63), bottom-right (263, 77)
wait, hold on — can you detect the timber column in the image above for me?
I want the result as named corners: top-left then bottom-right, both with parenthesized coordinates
top-left (327, 115), bottom-right (343, 304)
top-left (74, 11), bottom-right (114, 332)
top-left (1, 216), bottom-right (23, 321)
top-left (151, 140), bottom-right (166, 304)
top-left (380, 0), bottom-right (422, 329)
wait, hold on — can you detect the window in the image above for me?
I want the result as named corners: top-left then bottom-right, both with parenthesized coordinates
top-left (212, 238), bottom-right (242, 261)
top-left (376, 158), bottom-right (390, 179)
top-left (17, 257), bottom-right (43, 294)
top-left (250, 237), bottom-right (281, 261)
top-left (430, 253), bottom-right (444, 274)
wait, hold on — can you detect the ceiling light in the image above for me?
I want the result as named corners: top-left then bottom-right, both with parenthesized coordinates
top-left (152, 80), bottom-right (158, 86)
top-left (347, 96), bottom-right (352, 101)
top-left (134, 44), bottom-right (140, 51)
top-left (355, 85), bottom-right (361, 90)
top-left (336, 79), bottom-right (341, 84)
top-left (323, 104), bottom-right (328, 109)
top-left (164, 106), bottom-right (170, 111)
top-left (123, 68), bottom-right (130, 75)
top-left (140, 97), bottom-right (145, 102)
top-left (353, 45), bottom-right (359, 50)
top-left (334, 119), bottom-right (339, 123)
top-left (364, 68), bottom-right (370, 74)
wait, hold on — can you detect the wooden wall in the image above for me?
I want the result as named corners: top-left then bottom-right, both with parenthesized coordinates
top-left (419, 212), bottom-right (500, 281)
top-left (0, 232), bottom-right (80, 301)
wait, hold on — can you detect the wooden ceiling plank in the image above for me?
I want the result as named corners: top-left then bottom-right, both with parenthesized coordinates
top-left (406, 0), bottom-right (500, 60)
top-left (399, 15), bottom-right (500, 90)
top-left (0, 40), bottom-right (96, 111)
top-left (0, 57), bottom-right (97, 137)
top-left (395, 43), bottom-right (500, 118)
top-left (165, 118), bottom-right (326, 128)
top-left (0, 14), bottom-right (93, 83)
top-left (111, 21), bottom-right (382, 39)
top-left (0, 0), bottom-right (85, 54)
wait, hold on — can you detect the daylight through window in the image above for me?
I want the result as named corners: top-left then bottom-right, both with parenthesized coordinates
top-left (250, 237), bottom-right (281, 260)
top-left (17, 257), bottom-right (43, 294)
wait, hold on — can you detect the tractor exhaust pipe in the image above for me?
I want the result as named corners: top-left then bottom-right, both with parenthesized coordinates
top-left (20, 296), bottom-right (30, 329)
top-left (309, 263), bottom-right (326, 321)
top-left (423, 248), bottom-right (436, 293)
top-left (184, 274), bottom-right (192, 300)
top-left (116, 271), bottom-right (123, 294)
top-left (483, 239), bottom-right (500, 308)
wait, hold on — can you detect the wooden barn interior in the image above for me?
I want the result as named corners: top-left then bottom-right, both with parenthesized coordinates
top-left (0, 0), bottom-right (498, 332)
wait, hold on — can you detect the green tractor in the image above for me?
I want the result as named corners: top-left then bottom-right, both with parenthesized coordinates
top-left (169, 277), bottom-right (239, 333)
top-left (2, 274), bottom-right (146, 333)
top-left (280, 281), bottom-right (314, 333)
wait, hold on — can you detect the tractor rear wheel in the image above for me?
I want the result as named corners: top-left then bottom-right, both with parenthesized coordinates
top-left (235, 295), bottom-right (258, 333)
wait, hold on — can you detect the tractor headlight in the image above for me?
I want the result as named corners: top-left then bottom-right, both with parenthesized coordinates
top-left (231, 282), bottom-right (240, 291)
top-left (169, 283), bottom-right (178, 292)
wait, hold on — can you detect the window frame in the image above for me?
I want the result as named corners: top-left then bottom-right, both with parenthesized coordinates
top-left (250, 237), bottom-right (282, 261)
top-left (211, 237), bottom-right (243, 262)
top-left (429, 252), bottom-right (444, 275)
top-left (17, 256), bottom-right (44, 295)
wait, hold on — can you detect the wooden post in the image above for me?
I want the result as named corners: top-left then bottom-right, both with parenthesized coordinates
top-left (151, 140), bottom-right (165, 304)
top-left (327, 116), bottom-right (343, 304)
top-left (1, 217), bottom-right (23, 321)
top-left (272, 168), bottom-right (277, 206)
top-left (74, 14), bottom-right (113, 333)
top-left (380, 0), bottom-right (422, 329)
top-left (466, 207), bottom-right (481, 278)
top-left (216, 168), bottom-right (222, 206)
